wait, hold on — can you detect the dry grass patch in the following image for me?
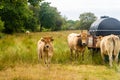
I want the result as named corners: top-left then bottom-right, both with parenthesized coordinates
top-left (0, 64), bottom-right (120, 80)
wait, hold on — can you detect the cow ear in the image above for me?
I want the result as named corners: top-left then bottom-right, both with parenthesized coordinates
top-left (81, 30), bottom-right (83, 33)
top-left (50, 36), bottom-right (54, 41)
top-left (41, 38), bottom-right (45, 42)
top-left (51, 38), bottom-right (54, 41)
top-left (77, 35), bottom-right (81, 37)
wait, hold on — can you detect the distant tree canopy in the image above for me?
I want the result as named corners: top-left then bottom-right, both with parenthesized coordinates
top-left (39, 2), bottom-right (63, 31)
top-left (62, 12), bottom-right (97, 30)
top-left (28, 0), bottom-right (43, 6)
top-left (0, 17), bottom-right (4, 31)
top-left (79, 12), bottom-right (97, 30)
top-left (0, 0), bottom-right (97, 33)
top-left (0, 1), bottom-right (65, 33)
top-left (0, 0), bottom-right (39, 33)
top-left (62, 20), bottom-right (76, 30)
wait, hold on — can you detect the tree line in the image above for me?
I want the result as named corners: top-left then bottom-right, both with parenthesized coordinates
top-left (0, 0), bottom-right (97, 34)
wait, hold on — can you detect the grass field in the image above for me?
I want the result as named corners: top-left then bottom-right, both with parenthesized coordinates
top-left (0, 30), bottom-right (120, 80)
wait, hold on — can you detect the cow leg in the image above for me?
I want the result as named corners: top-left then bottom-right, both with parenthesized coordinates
top-left (38, 52), bottom-right (40, 61)
top-left (48, 56), bottom-right (52, 67)
top-left (81, 52), bottom-right (84, 61)
top-left (115, 54), bottom-right (119, 64)
top-left (48, 57), bottom-right (51, 64)
top-left (43, 53), bottom-right (47, 65)
top-left (101, 53), bottom-right (104, 61)
top-left (46, 53), bottom-right (49, 67)
top-left (75, 50), bottom-right (79, 59)
top-left (70, 49), bottom-right (74, 58)
top-left (109, 53), bottom-right (113, 67)
top-left (38, 50), bottom-right (42, 62)
top-left (101, 52), bottom-right (105, 64)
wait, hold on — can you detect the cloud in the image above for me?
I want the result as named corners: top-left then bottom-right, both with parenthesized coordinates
top-left (45, 0), bottom-right (120, 20)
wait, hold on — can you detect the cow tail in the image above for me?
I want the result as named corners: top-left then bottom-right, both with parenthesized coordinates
top-left (112, 37), bottom-right (115, 54)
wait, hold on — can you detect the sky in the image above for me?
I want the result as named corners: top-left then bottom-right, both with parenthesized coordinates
top-left (45, 0), bottom-right (120, 20)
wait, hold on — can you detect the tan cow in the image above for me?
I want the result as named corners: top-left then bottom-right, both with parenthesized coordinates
top-left (100, 34), bottom-right (120, 67)
top-left (37, 37), bottom-right (54, 66)
top-left (26, 30), bottom-right (30, 34)
top-left (67, 31), bottom-right (88, 59)
top-left (96, 36), bottom-right (103, 48)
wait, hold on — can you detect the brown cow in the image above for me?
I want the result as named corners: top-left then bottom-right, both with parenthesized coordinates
top-left (100, 34), bottom-right (120, 67)
top-left (37, 37), bottom-right (54, 66)
top-left (67, 31), bottom-right (88, 59)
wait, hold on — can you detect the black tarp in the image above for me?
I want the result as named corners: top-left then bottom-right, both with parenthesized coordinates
top-left (89, 17), bottom-right (120, 36)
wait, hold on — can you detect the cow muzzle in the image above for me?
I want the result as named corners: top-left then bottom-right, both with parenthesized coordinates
top-left (82, 43), bottom-right (87, 46)
top-left (45, 45), bottom-right (49, 48)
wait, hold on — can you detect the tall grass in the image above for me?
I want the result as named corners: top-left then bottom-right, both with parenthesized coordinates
top-left (0, 30), bottom-right (103, 70)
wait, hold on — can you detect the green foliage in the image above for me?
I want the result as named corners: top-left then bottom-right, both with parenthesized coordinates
top-left (0, 17), bottom-right (4, 32)
top-left (62, 12), bottom-right (97, 30)
top-left (79, 12), bottom-right (97, 30)
top-left (39, 2), bottom-right (63, 31)
top-left (24, 15), bottom-right (38, 31)
top-left (74, 20), bottom-right (81, 29)
top-left (28, 5), bottom-right (40, 31)
top-left (0, 1), bottom-right (28, 33)
top-left (62, 20), bottom-right (76, 30)
top-left (0, 0), bottom-right (98, 33)
top-left (28, 0), bottom-right (43, 6)
top-left (0, 0), bottom-right (41, 34)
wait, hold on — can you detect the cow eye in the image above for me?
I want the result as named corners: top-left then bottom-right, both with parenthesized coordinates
top-left (46, 45), bottom-right (49, 48)
top-left (51, 39), bottom-right (54, 41)
top-left (41, 38), bottom-right (45, 42)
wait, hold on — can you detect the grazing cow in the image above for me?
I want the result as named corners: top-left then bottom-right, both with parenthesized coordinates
top-left (26, 30), bottom-right (30, 34)
top-left (67, 31), bottom-right (88, 59)
top-left (100, 34), bottom-right (120, 67)
top-left (37, 37), bottom-right (54, 66)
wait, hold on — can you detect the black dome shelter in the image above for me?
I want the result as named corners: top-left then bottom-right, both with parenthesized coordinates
top-left (89, 16), bottom-right (120, 36)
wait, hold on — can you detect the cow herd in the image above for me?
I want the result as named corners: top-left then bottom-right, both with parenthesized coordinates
top-left (37, 31), bottom-right (120, 67)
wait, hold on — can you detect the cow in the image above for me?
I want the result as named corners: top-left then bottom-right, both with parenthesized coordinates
top-left (26, 30), bottom-right (30, 34)
top-left (37, 37), bottom-right (54, 66)
top-left (67, 31), bottom-right (88, 59)
top-left (100, 34), bottom-right (120, 67)
top-left (96, 36), bottom-right (103, 48)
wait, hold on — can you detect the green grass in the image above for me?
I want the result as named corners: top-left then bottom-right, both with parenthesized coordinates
top-left (0, 30), bottom-right (104, 68)
top-left (0, 30), bottom-right (120, 80)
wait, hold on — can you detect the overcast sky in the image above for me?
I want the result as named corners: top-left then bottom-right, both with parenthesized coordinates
top-left (45, 0), bottom-right (120, 20)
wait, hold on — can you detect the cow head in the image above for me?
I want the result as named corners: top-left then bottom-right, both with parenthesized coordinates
top-left (79, 31), bottom-right (88, 46)
top-left (41, 37), bottom-right (54, 51)
top-left (96, 36), bottom-right (103, 48)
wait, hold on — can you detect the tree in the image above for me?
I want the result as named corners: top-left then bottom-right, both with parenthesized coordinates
top-left (0, 2), bottom-right (4, 32)
top-left (74, 20), bottom-right (80, 29)
top-left (28, 0), bottom-right (43, 6)
top-left (62, 20), bottom-right (77, 30)
top-left (79, 12), bottom-right (97, 30)
top-left (39, 2), bottom-right (63, 31)
top-left (0, 17), bottom-right (4, 32)
top-left (0, 0), bottom-right (39, 33)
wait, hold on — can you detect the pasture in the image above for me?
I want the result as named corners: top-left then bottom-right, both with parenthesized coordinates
top-left (0, 30), bottom-right (120, 80)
